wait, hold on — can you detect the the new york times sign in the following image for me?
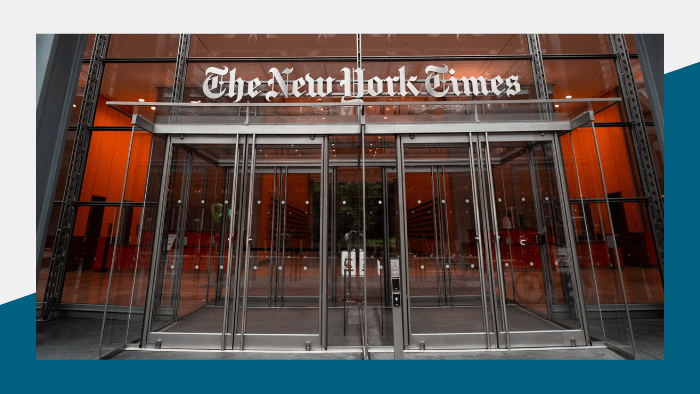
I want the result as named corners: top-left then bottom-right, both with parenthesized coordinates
top-left (202, 65), bottom-right (520, 102)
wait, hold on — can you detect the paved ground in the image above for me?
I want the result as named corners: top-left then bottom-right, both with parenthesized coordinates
top-left (36, 317), bottom-right (662, 360)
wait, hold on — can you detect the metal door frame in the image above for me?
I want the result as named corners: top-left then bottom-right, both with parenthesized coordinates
top-left (141, 134), bottom-right (329, 351)
top-left (396, 132), bottom-right (587, 350)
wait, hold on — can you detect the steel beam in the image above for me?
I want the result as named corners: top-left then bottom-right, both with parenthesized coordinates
top-left (527, 34), bottom-right (551, 121)
top-left (609, 34), bottom-right (664, 282)
top-left (41, 34), bottom-right (110, 319)
top-left (172, 34), bottom-right (191, 104)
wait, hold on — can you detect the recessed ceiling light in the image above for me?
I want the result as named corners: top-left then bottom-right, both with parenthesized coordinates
top-left (555, 104), bottom-right (559, 108)
top-left (139, 98), bottom-right (145, 102)
top-left (565, 95), bottom-right (572, 99)
top-left (73, 104), bottom-right (76, 108)
top-left (151, 106), bottom-right (156, 110)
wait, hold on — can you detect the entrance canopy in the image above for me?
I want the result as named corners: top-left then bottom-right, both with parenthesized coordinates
top-left (107, 98), bottom-right (618, 135)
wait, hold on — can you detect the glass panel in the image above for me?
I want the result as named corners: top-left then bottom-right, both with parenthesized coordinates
top-left (106, 34), bottom-right (180, 58)
top-left (60, 205), bottom-right (120, 304)
top-left (531, 143), bottom-right (581, 329)
top-left (361, 34), bottom-right (529, 56)
top-left (609, 202), bottom-right (663, 304)
top-left (328, 143), bottom-right (363, 346)
top-left (125, 135), bottom-right (167, 343)
top-left (560, 127), bottom-right (644, 200)
top-left (148, 146), bottom-right (190, 331)
top-left (561, 132), bottom-right (636, 355)
top-left (243, 145), bottom-right (322, 336)
top-left (625, 34), bottom-right (637, 54)
top-left (571, 201), bottom-right (635, 353)
top-left (189, 34), bottom-right (357, 57)
top-left (147, 149), bottom-right (227, 337)
top-left (224, 144), bottom-right (248, 346)
top-left (99, 133), bottom-right (166, 357)
top-left (481, 138), bottom-right (587, 341)
top-left (84, 34), bottom-right (95, 59)
top-left (80, 130), bottom-right (154, 202)
top-left (540, 34), bottom-right (612, 54)
top-left (403, 144), bottom-right (487, 335)
top-left (544, 59), bottom-right (625, 119)
top-left (95, 63), bottom-right (176, 126)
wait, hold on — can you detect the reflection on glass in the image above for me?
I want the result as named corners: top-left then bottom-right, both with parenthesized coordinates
top-left (560, 128), bottom-right (644, 200)
top-left (60, 205), bottom-right (120, 304)
top-left (241, 144), bottom-right (322, 337)
top-left (80, 130), bottom-right (154, 203)
top-left (106, 34), bottom-right (180, 58)
top-left (147, 147), bottom-right (227, 335)
top-left (190, 34), bottom-right (357, 57)
top-left (544, 59), bottom-right (624, 119)
top-left (96, 63), bottom-right (176, 126)
top-left (540, 34), bottom-right (612, 54)
top-left (361, 34), bottom-right (528, 56)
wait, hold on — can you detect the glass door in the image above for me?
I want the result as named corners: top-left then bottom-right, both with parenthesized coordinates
top-left (141, 138), bottom-right (241, 350)
top-left (236, 135), bottom-right (327, 350)
top-left (397, 132), bottom-right (587, 350)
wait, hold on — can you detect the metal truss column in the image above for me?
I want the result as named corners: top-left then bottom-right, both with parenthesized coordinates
top-left (171, 34), bottom-right (191, 104)
top-left (40, 34), bottom-right (110, 319)
top-left (609, 34), bottom-right (664, 282)
top-left (527, 34), bottom-right (551, 121)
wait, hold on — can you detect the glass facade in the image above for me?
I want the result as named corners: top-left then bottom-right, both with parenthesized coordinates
top-left (39, 34), bottom-right (663, 360)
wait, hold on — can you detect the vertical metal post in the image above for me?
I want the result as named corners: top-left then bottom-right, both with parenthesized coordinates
top-left (361, 119), bottom-right (369, 359)
top-left (440, 167), bottom-right (454, 306)
top-left (239, 135), bottom-right (258, 350)
top-left (430, 169), bottom-right (443, 306)
top-left (171, 34), bottom-right (191, 104)
top-left (527, 34), bottom-right (551, 121)
top-left (394, 135), bottom-right (408, 358)
top-left (381, 167), bottom-right (390, 335)
top-left (230, 136), bottom-right (252, 348)
top-left (221, 136), bottom-right (240, 350)
top-left (610, 34), bottom-right (664, 282)
top-left (484, 134), bottom-right (510, 349)
top-left (321, 135), bottom-right (330, 349)
top-left (41, 34), bottom-right (110, 319)
top-left (476, 134), bottom-right (500, 348)
top-left (468, 133), bottom-right (491, 349)
top-left (280, 167), bottom-right (289, 306)
top-left (330, 167), bottom-right (337, 307)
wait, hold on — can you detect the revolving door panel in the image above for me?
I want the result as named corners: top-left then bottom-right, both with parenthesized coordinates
top-left (398, 133), bottom-right (587, 350)
top-left (237, 136), bottom-right (326, 350)
top-left (143, 139), bottom-right (241, 350)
